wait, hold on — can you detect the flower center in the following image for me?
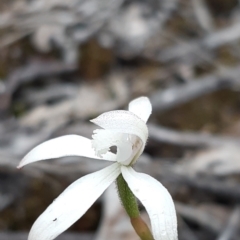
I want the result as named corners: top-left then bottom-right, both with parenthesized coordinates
top-left (91, 129), bottom-right (143, 166)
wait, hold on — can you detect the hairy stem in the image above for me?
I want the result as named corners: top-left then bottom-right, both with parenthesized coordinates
top-left (116, 174), bottom-right (154, 240)
top-left (116, 174), bottom-right (139, 218)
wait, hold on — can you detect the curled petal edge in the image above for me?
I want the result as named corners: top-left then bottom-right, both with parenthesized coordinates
top-left (91, 110), bottom-right (148, 147)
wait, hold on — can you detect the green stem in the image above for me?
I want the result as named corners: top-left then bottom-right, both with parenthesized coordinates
top-left (116, 174), bottom-right (139, 218)
top-left (116, 174), bottom-right (154, 240)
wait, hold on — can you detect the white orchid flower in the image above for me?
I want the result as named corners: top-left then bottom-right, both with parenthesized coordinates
top-left (18, 97), bottom-right (177, 240)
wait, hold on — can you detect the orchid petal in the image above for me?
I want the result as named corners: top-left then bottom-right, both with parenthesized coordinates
top-left (128, 97), bottom-right (152, 122)
top-left (91, 110), bottom-right (148, 147)
top-left (92, 129), bottom-right (124, 157)
top-left (18, 135), bottom-right (116, 168)
top-left (115, 138), bottom-right (133, 165)
top-left (121, 166), bottom-right (178, 240)
top-left (28, 163), bottom-right (121, 240)
top-left (92, 129), bottom-right (133, 164)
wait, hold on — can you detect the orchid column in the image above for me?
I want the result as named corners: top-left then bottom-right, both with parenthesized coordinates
top-left (18, 97), bottom-right (178, 240)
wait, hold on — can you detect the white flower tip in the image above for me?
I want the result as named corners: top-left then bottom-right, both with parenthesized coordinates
top-left (90, 118), bottom-right (97, 124)
top-left (17, 155), bottom-right (32, 168)
top-left (17, 157), bottom-right (29, 168)
top-left (90, 118), bottom-right (102, 126)
top-left (16, 164), bottom-right (22, 169)
top-left (132, 96), bottom-right (151, 106)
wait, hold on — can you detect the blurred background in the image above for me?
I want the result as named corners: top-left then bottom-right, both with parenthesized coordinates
top-left (1, 0), bottom-right (240, 239)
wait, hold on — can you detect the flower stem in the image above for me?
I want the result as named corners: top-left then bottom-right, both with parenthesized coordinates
top-left (131, 217), bottom-right (154, 240)
top-left (116, 174), bottom-right (154, 240)
top-left (116, 174), bottom-right (139, 218)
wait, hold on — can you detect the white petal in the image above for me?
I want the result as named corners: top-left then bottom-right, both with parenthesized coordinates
top-left (90, 110), bottom-right (148, 147)
top-left (28, 163), bottom-right (121, 240)
top-left (121, 166), bottom-right (178, 240)
top-left (128, 97), bottom-right (152, 122)
top-left (18, 135), bottom-right (116, 168)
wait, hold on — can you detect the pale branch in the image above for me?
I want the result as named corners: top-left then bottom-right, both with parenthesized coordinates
top-left (155, 21), bottom-right (240, 63)
top-left (149, 123), bottom-right (240, 147)
top-left (217, 207), bottom-right (240, 240)
top-left (150, 66), bottom-right (240, 112)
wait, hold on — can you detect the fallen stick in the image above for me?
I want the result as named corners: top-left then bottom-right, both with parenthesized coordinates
top-left (150, 66), bottom-right (240, 112)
